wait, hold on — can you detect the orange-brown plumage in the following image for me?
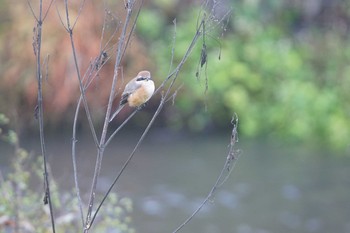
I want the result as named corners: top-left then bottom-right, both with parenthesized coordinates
top-left (109, 70), bottom-right (155, 122)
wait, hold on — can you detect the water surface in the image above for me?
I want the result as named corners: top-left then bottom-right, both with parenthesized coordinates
top-left (2, 131), bottom-right (350, 233)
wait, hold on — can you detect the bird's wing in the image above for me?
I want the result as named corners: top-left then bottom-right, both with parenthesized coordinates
top-left (119, 78), bottom-right (142, 105)
top-left (120, 93), bottom-right (129, 105)
top-left (123, 78), bottom-right (141, 93)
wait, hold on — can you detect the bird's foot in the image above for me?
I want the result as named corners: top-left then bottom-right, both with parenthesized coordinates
top-left (136, 103), bottom-right (147, 111)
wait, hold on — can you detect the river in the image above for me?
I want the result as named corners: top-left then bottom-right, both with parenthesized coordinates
top-left (1, 129), bottom-right (350, 233)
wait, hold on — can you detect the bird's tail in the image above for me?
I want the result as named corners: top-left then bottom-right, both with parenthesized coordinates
top-left (109, 105), bottom-right (125, 122)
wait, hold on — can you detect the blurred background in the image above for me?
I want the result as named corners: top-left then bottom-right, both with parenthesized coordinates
top-left (1, 0), bottom-right (350, 232)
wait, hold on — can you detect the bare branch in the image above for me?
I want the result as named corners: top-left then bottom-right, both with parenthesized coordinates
top-left (105, 109), bottom-right (136, 147)
top-left (55, 3), bottom-right (69, 32)
top-left (31, 0), bottom-right (56, 232)
top-left (42, 0), bottom-right (55, 22)
top-left (84, 1), bottom-right (141, 230)
top-left (63, 0), bottom-right (99, 146)
top-left (71, 97), bottom-right (85, 226)
top-left (90, 99), bottom-right (166, 229)
top-left (172, 114), bottom-right (240, 233)
top-left (101, 2), bottom-right (135, 134)
top-left (69, 20), bottom-right (121, 226)
top-left (165, 84), bottom-right (183, 105)
top-left (98, 9), bottom-right (119, 58)
top-left (168, 18), bottom-right (177, 75)
top-left (72, 0), bottom-right (87, 30)
top-left (27, 0), bottom-right (39, 22)
top-left (88, 110), bottom-right (138, 227)
top-left (119, 0), bottom-right (144, 62)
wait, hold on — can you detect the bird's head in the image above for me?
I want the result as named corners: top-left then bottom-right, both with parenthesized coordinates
top-left (136, 70), bottom-right (151, 82)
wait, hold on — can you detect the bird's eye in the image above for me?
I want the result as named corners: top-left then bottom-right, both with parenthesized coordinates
top-left (137, 76), bottom-right (146, 81)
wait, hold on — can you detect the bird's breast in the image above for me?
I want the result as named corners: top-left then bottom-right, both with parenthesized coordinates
top-left (127, 81), bottom-right (155, 107)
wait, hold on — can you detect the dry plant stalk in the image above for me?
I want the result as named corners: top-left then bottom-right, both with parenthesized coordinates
top-left (28, 0), bottom-right (56, 232)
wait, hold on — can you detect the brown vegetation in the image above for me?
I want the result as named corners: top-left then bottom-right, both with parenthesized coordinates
top-left (0, 1), bottom-right (154, 128)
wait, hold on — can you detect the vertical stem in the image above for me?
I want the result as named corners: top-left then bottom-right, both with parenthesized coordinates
top-left (72, 96), bottom-right (85, 225)
top-left (64, 0), bottom-right (99, 147)
top-left (84, 3), bottom-right (135, 231)
top-left (34, 0), bottom-right (56, 232)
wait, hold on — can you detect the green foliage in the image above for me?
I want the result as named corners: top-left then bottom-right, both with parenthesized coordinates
top-left (137, 1), bottom-right (350, 150)
top-left (0, 114), bottom-right (135, 233)
top-left (0, 114), bottom-right (10, 125)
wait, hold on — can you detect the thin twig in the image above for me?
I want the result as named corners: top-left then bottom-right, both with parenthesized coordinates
top-left (168, 18), bottom-right (177, 75)
top-left (89, 97), bottom-right (167, 228)
top-left (64, 0), bottom-right (99, 146)
top-left (97, 9), bottom-right (116, 60)
top-left (71, 96), bottom-right (85, 226)
top-left (55, 3), bottom-right (69, 32)
top-left (98, 9), bottom-right (108, 53)
top-left (72, 0), bottom-right (87, 30)
top-left (63, 1), bottom-right (114, 229)
top-left (27, 0), bottom-right (39, 22)
top-left (70, 16), bottom-right (120, 226)
top-left (70, 50), bottom-right (113, 225)
top-left (42, 0), bottom-right (55, 22)
top-left (31, 0), bottom-right (56, 232)
top-left (165, 85), bottom-right (183, 104)
top-left (84, 1), bottom-right (138, 231)
top-left (88, 110), bottom-right (137, 227)
top-left (119, 0), bottom-right (144, 62)
top-left (172, 114), bottom-right (240, 233)
top-left (105, 110), bottom-right (137, 146)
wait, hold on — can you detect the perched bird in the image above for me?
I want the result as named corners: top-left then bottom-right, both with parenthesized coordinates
top-left (109, 70), bottom-right (155, 122)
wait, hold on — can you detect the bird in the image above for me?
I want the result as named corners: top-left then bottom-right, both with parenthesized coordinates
top-left (109, 70), bottom-right (155, 122)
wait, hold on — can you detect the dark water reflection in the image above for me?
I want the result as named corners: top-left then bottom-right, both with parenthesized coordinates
top-left (2, 131), bottom-right (350, 233)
